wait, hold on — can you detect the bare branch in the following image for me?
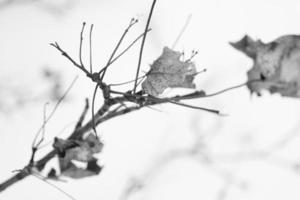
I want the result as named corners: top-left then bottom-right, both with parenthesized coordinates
top-left (109, 75), bottom-right (146, 87)
top-left (0, 78), bottom-right (253, 192)
top-left (74, 98), bottom-right (89, 130)
top-left (107, 28), bottom-right (152, 67)
top-left (89, 24), bottom-right (94, 73)
top-left (198, 79), bottom-right (261, 99)
top-left (99, 18), bottom-right (138, 81)
top-left (31, 172), bottom-right (77, 200)
top-left (172, 14), bottom-right (192, 49)
top-left (168, 100), bottom-right (220, 115)
top-left (32, 102), bottom-right (49, 150)
top-left (50, 42), bottom-right (90, 75)
top-left (31, 76), bottom-right (78, 151)
top-left (79, 22), bottom-right (86, 69)
top-left (133, 0), bottom-right (157, 93)
top-left (92, 84), bottom-right (99, 137)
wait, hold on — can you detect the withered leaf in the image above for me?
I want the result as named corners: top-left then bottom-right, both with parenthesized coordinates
top-left (53, 137), bottom-right (79, 157)
top-left (142, 47), bottom-right (197, 96)
top-left (60, 159), bottom-right (102, 179)
top-left (53, 132), bottom-right (103, 179)
top-left (231, 35), bottom-right (300, 97)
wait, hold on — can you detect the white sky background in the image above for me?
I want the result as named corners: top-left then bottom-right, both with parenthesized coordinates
top-left (1, 0), bottom-right (300, 200)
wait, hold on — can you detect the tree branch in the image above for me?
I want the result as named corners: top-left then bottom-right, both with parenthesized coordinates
top-left (133, 0), bottom-right (157, 93)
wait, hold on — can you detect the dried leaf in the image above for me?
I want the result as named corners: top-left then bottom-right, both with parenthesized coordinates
top-left (231, 35), bottom-right (300, 97)
top-left (53, 132), bottom-right (103, 179)
top-left (142, 47), bottom-right (197, 96)
top-left (53, 137), bottom-right (79, 157)
top-left (60, 160), bottom-right (102, 179)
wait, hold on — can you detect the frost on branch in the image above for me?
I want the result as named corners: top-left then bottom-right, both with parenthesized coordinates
top-left (142, 47), bottom-right (197, 96)
top-left (231, 35), bottom-right (300, 97)
top-left (52, 133), bottom-right (103, 179)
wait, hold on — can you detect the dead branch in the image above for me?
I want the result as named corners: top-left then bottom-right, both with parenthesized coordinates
top-left (0, 0), bottom-right (263, 193)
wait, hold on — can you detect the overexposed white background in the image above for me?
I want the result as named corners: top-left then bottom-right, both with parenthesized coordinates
top-left (1, 0), bottom-right (300, 200)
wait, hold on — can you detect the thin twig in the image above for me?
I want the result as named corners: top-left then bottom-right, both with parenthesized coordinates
top-left (168, 100), bottom-right (220, 115)
top-left (135, 74), bottom-right (146, 89)
top-left (32, 172), bottom-right (77, 200)
top-left (200, 79), bottom-right (261, 99)
top-left (75, 98), bottom-right (89, 130)
top-left (79, 22), bottom-right (86, 69)
top-left (31, 76), bottom-right (78, 149)
top-left (50, 42), bottom-right (90, 75)
top-left (169, 79), bottom-right (261, 101)
top-left (89, 24), bottom-right (94, 73)
top-left (185, 50), bottom-right (198, 63)
top-left (109, 75), bottom-right (146, 87)
top-left (34, 102), bottom-right (49, 149)
top-left (107, 28), bottom-right (152, 67)
top-left (39, 121), bottom-right (77, 149)
top-left (99, 18), bottom-right (138, 81)
top-left (133, 0), bottom-right (157, 93)
top-left (92, 84), bottom-right (99, 138)
top-left (172, 14), bottom-right (192, 49)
